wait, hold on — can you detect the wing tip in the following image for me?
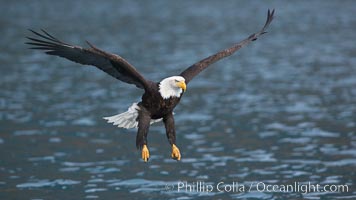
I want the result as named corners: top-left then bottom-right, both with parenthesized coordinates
top-left (26, 29), bottom-right (64, 45)
top-left (268, 8), bottom-right (275, 23)
top-left (267, 8), bottom-right (275, 17)
top-left (260, 8), bottom-right (275, 34)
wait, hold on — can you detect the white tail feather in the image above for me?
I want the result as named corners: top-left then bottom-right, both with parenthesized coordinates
top-left (103, 103), bottom-right (162, 129)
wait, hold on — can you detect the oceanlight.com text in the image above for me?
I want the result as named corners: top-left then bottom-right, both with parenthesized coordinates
top-left (165, 181), bottom-right (349, 194)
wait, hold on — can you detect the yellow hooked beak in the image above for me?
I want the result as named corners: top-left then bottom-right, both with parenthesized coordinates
top-left (176, 81), bottom-right (186, 92)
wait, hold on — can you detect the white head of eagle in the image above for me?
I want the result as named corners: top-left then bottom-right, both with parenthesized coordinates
top-left (159, 76), bottom-right (186, 99)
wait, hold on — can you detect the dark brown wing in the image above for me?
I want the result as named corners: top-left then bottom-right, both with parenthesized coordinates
top-left (26, 29), bottom-right (150, 90)
top-left (180, 9), bottom-right (275, 84)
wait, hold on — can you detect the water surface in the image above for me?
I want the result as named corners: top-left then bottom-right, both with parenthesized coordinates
top-left (0, 0), bottom-right (355, 199)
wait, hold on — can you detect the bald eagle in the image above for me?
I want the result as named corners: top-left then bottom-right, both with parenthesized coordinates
top-left (26, 9), bottom-right (274, 162)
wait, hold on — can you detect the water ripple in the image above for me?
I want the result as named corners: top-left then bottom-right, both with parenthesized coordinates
top-left (17, 179), bottom-right (81, 188)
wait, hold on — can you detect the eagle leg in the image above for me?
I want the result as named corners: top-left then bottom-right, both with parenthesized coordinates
top-left (136, 106), bottom-right (151, 162)
top-left (163, 113), bottom-right (181, 160)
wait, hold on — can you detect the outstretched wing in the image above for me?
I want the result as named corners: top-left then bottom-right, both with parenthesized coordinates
top-left (26, 29), bottom-right (150, 90)
top-left (180, 9), bottom-right (275, 84)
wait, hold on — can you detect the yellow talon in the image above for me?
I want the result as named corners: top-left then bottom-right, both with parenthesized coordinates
top-left (142, 145), bottom-right (150, 162)
top-left (171, 144), bottom-right (181, 161)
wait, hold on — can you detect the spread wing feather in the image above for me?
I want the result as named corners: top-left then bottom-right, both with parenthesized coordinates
top-left (26, 29), bottom-right (150, 89)
top-left (180, 9), bottom-right (275, 84)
